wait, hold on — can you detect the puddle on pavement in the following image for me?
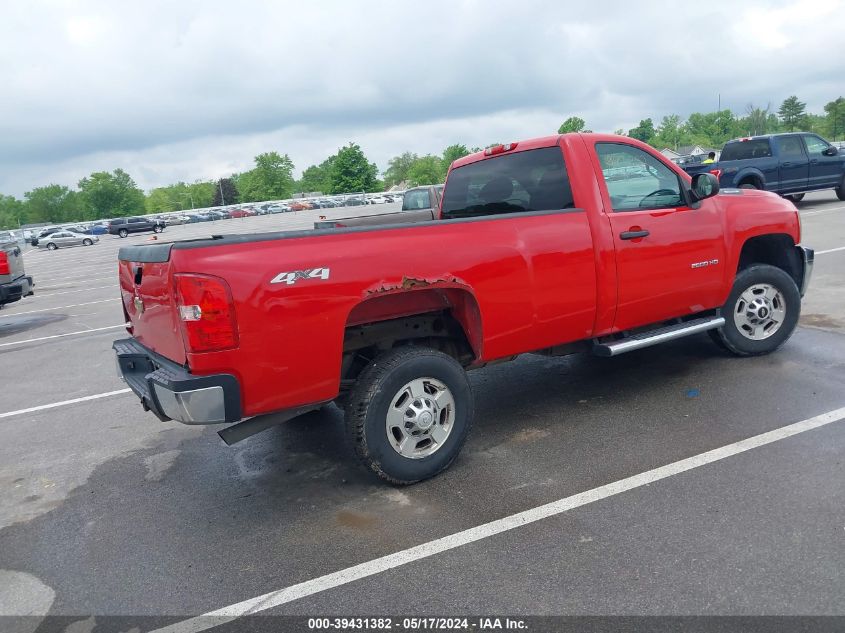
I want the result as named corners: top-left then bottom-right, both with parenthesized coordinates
top-left (800, 313), bottom-right (844, 330)
top-left (0, 313), bottom-right (67, 338)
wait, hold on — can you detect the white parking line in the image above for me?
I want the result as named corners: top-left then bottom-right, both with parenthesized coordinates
top-left (0, 389), bottom-right (131, 419)
top-left (816, 246), bottom-right (845, 255)
top-left (33, 285), bottom-right (117, 298)
top-left (799, 204), bottom-right (845, 217)
top-left (0, 298), bottom-right (118, 318)
top-left (0, 324), bottom-right (124, 348)
top-left (152, 405), bottom-right (845, 633)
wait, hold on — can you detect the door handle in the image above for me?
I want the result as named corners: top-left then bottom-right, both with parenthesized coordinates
top-left (782, 161), bottom-right (792, 167)
top-left (620, 230), bottom-right (650, 240)
top-left (809, 159), bottom-right (819, 164)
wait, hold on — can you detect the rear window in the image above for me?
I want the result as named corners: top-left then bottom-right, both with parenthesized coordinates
top-left (720, 139), bottom-right (772, 161)
top-left (403, 189), bottom-right (432, 210)
top-left (441, 147), bottom-right (573, 219)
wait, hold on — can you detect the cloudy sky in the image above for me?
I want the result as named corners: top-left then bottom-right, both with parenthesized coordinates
top-left (2, 0), bottom-right (843, 196)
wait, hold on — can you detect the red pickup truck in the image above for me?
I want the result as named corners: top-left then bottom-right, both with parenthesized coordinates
top-left (114, 133), bottom-right (813, 484)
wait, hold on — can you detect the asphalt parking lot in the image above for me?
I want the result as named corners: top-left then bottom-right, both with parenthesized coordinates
top-left (1, 194), bottom-right (844, 632)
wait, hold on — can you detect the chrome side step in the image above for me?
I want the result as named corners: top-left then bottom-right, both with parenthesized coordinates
top-left (593, 316), bottom-right (725, 357)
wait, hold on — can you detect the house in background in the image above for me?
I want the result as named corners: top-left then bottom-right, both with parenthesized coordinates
top-left (661, 145), bottom-right (720, 164)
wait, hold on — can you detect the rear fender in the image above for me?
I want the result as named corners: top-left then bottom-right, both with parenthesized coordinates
top-left (346, 283), bottom-right (483, 361)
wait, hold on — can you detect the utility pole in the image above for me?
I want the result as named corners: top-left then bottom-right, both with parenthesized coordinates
top-left (218, 179), bottom-right (225, 206)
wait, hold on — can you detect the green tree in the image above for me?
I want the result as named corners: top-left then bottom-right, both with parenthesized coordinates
top-left (778, 95), bottom-right (807, 132)
top-left (442, 144), bottom-right (470, 167)
top-left (0, 194), bottom-right (25, 229)
top-left (297, 156), bottom-right (336, 193)
top-left (557, 116), bottom-right (586, 134)
top-left (383, 151), bottom-right (418, 188)
top-left (652, 115), bottom-right (689, 150)
top-left (823, 96), bottom-right (845, 140)
top-left (406, 155), bottom-right (445, 186)
top-left (328, 143), bottom-right (380, 194)
top-left (238, 151), bottom-right (295, 202)
top-left (628, 118), bottom-right (656, 143)
top-left (78, 169), bottom-right (145, 219)
top-left (739, 103), bottom-right (774, 136)
top-left (212, 178), bottom-right (239, 207)
top-left (24, 185), bottom-right (82, 224)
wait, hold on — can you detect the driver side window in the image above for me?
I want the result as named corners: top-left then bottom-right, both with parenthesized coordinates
top-left (596, 143), bottom-right (684, 212)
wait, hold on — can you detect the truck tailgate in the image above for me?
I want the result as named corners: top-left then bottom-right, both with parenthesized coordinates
top-left (118, 246), bottom-right (187, 365)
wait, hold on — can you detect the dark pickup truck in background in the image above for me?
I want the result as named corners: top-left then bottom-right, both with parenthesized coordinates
top-left (684, 133), bottom-right (845, 202)
top-left (314, 185), bottom-right (443, 229)
top-left (0, 241), bottom-right (34, 307)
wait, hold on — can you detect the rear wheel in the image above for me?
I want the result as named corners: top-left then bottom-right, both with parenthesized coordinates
top-left (118, 228), bottom-right (128, 238)
top-left (47, 242), bottom-right (57, 250)
top-left (711, 264), bottom-right (800, 356)
top-left (153, 225), bottom-right (163, 233)
top-left (836, 175), bottom-right (845, 201)
top-left (739, 182), bottom-right (759, 190)
top-left (784, 193), bottom-right (805, 203)
top-left (82, 238), bottom-right (93, 246)
top-left (345, 346), bottom-right (473, 484)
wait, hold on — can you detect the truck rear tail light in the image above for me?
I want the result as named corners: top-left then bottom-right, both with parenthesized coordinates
top-left (334, 222), bottom-right (347, 228)
top-left (0, 252), bottom-right (9, 276)
top-left (174, 274), bottom-right (238, 353)
top-left (709, 169), bottom-right (722, 179)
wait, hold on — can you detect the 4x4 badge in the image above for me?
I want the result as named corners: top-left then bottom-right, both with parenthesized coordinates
top-left (270, 268), bottom-right (331, 285)
top-left (133, 295), bottom-right (145, 314)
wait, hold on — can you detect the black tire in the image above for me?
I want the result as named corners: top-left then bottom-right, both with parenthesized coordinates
top-left (47, 242), bottom-right (57, 250)
top-left (739, 182), bottom-right (759, 190)
top-left (118, 229), bottom-right (128, 238)
top-left (784, 193), bottom-right (805, 203)
top-left (836, 175), bottom-right (845, 201)
top-left (345, 346), bottom-right (474, 484)
top-left (711, 264), bottom-right (801, 356)
top-left (153, 225), bottom-right (163, 233)
top-left (82, 238), bottom-right (93, 246)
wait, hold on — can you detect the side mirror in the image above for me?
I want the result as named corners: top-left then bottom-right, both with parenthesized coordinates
top-left (690, 172), bottom-right (720, 202)
top-left (822, 146), bottom-right (839, 157)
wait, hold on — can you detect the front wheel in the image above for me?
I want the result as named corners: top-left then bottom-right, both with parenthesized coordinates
top-left (711, 264), bottom-right (801, 356)
top-left (47, 242), bottom-right (57, 250)
top-left (82, 238), bottom-right (93, 246)
top-left (836, 175), bottom-right (845, 201)
top-left (345, 347), bottom-right (474, 484)
top-left (118, 229), bottom-right (128, 238)
top-left (739, 183), bottom-right (759, 190)
top-left (784, 193), bottom-right (805, 203)
top-left (153, 225), bottom-right (163, 233)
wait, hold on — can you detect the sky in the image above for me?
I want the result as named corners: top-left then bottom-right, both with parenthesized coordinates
top-left (1, 0), bottom-right (844, 197)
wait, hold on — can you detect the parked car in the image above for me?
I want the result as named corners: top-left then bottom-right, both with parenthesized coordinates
top-left (163, 215), bottom-right (189, 225)
top-left (38, 230), bottom-right (99, 250)
top-left (289, 201), bottom-right (312, 211)
top-left (30, 226), bottom-right (62, 245)
top-left (229, 208), bottom-right (257, 218)
top-left (315, 185), bottom-right (443, 230)
top-left (108, 217), bottom-right (166, 238)
top-left (0, 240), bottom-right (34, 307)
top-left (343, 196), bottom-right (368, 206)
top-left (683, 132), bottom-right (845, 202)
top-left (115, 133), bottom-right (812, 484)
